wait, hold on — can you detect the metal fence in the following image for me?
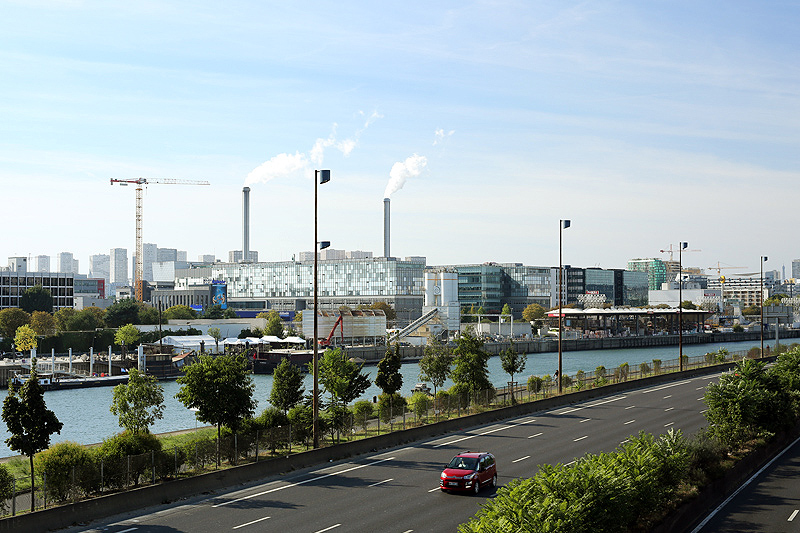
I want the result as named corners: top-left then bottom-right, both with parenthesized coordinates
top-left (0, 344), bottom-right (779, 516)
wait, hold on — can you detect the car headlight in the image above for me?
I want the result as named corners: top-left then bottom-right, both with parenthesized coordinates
top-left (464, 473), bottom-right (476, 480)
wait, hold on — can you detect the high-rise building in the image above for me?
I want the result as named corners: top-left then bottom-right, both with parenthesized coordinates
top-left (110, 248), bottom-right (128, 288)
top-left (228, 250), bottom-right (258, 263)
top-left (792, 259), bottom-right (800, 280)
top-left (89, 254), bottom-right (110, 284)
top-left (198, 254), bottom-right (216, 263)
top-left (157, 248), bottom-right (178, 262)
top-left (142, 243), bottom-right (157, 282)
top-left (57, 252), bottom-right (77, 274)
top-left (177, 250), bottom-right (187, 262)
top-left (34, 255), bottom-right (50, 272)
top-left (627, 258), bottom-right (667, 290)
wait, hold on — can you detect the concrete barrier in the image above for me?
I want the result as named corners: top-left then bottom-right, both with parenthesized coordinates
top-left (0, 359), bottom-right (770, 532)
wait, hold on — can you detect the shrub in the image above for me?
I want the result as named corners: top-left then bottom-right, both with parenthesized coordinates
top-left (652, 359), bottom-right (662, 374)
top-left (0, 464), bottom-right (12, 514)
top-left (35, 441), bottom-right (95, 502)
top-left (353, 400), bottom-right (374, 432)
top-left (434, 390), bottom-right (450, 415)
top-left (618, 362), bottom-right (629, 382)
top-left (527, 375), bottom-right (543, 394)
top-left (594, 366), bottom-right (607, 386)
top-left (377, 393), bottom-right (407, 423)
top-left (747, 347), bottom-right (761, 359)
top-left (732, 324), bottom-right (744, 332)
top-left (95, 431), bottom-right (163, 487)
top-left (409, 392), bottom-right (432, 422)
top-left (639, 362), bottom-right (650, 376)
top-left (288, 404), bottom-right (313, 448)
top-left (560, 374), bottom-right (573, 390)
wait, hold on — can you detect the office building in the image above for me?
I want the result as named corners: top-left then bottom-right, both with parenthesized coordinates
top-left (110, 248), bottom-right (128, 290)
top-left (89, 254), bottom-right (110, 285)
top-left (34, 255), bottom-right (50, 272)
top-left (1, 258), bottom-right (73, 310)
top-left (198, 254), bottom-right (216, 263)
top-left (228, 250), bottom-right (259, 263)
top-left (627, 258), bottom-right (667, 290)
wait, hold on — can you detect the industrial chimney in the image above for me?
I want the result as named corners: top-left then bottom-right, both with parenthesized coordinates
top-left (242, 187), bottom-right (250, 262)
top-left (383, 197), bottom-right (390, 258)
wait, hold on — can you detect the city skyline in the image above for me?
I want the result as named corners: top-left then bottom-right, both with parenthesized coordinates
top-left (2, 2), bottom-right (799, 272)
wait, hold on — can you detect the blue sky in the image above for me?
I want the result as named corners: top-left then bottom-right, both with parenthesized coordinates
top-left (2, 1), bottom-right (799, 278)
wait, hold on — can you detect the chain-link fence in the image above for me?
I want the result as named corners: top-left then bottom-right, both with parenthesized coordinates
top-left (0, 344), bottom-right (776, 516)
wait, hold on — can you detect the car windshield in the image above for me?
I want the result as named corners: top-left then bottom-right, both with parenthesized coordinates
top-left (447, 456), bottom-right (478, 470)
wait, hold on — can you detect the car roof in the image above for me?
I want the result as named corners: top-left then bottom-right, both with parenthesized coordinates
top-left (454, 452), bottom-right (489, 458)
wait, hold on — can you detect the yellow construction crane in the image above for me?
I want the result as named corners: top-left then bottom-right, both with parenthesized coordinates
top-left (707, 262), bottom-right (747, 277)
top-left (110, 178), bottom-right (210, 301)
top-left (660, 244), bottom-right (700, 261)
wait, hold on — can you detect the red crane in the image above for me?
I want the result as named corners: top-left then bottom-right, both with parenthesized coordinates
top-left (318, 315), bottom-right (344, 347)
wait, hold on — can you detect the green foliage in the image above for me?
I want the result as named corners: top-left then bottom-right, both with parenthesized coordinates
top-left (680, 300), bottom-right (697, 310)
top-left (314, 347), bottom-right (371, 408)
top-left (288, 404), bottom-right (314, 446)
top-left (138, 305), bottom-right (159, 325)
top-left (105, 299), bottom-right (142, 327)
top-left (594, 365), bottom-right (607, 386)
top-left (14, 324), bottom-right (37, 352)
top-left (732, 324), bottom-right (744, 332)
top-left (0, 464), bottom-right (13, 514)
top-left (369, 301), bottom-right (396, 321)
top-left (409, 392), bottom-right (431, 421)
top-left (639, 362), bottom-right (650, 375)
top-left (527, 375), bottom-right (543, 393)
top-left (223, 308), bottom-right (238, 319)
top-left (618, 362), bottom-right (629, 381)
top-left (377, 393), bottom-right (407, 423)
top-left (30, 310), bottom-right (56, 336)
top-left (115, 323), bottom-right (140, 349)
top-left (270, 357), bottom-right (305, 413)
top-left (499, 343), bottom-right (526, 399)
top-left (522, 303), bottom-right (546, 322)
top-left (500, 303), bottom-right (512, 317)
top-left (163, 305), bottom-right (197, 320)
top-left (652, 359), bottom-right (662, 374)
top-left (0, 308), bottom-right (30, 340)
top-left (376, 344), bottom-right (403, 395)
top-left (451, 329), bottom-right (492, 397)
top-left (459, 431), bottom-right (689, 532)
top-left (202, 304), bottom-right (225, 319)
top-left (264, 309), bottom-right (284, 337)
top-left (34, 441), bottom-right (94, 502)
top-left (96, 430), bottom-right (162, 458)
top-left (110, 368), bottom-right (165, 434)
top-left (419, 336), bottom-right (452, 395)
top-left (353, 400), bottom-right (374, 431)
top-left (2, 358), bottom-right (63, 510)
top-left (20, 285), bottom-right (53, 314)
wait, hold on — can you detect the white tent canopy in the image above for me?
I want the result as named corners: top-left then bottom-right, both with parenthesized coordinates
top-left (161, 335), bottom-right (218, 353)
top-left (283, 336), bottom-right (307, 344)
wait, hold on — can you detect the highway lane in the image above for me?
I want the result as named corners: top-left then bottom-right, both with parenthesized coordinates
top-left (693, 434), bottom-right (800, 533)
top-left (65, 372), bottom-right (721, 533)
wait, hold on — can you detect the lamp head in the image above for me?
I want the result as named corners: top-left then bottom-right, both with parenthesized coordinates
top-left (318, 170), bottom-right (331, 185)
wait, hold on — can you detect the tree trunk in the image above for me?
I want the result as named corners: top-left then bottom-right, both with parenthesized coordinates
top-left (29, 455), bottom-right (34, 512)
top-left (216, 424), bottom-right (221, 468)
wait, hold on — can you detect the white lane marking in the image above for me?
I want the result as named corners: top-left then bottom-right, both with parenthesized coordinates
top-left (663, 395), bottom-right (672, 399)
top-left (664, 407), bottom-right (674, 412)
top-left (620, 439), bottom-right (629, 445)
top-left (641, 380), bottom-right (692, 393)
top-left (702, 375), bottom-right (718, 380)
top-left (314, 525), bottom-right (341, 533)
top-left (433, 417), bottom-right (536, 448)
top-left (555, 395), bottom-right (626, 415)
top-left (697, 397), bottom-right (704, 401)
top-left (664, 422), bottom-right (674, 427)
top-left (574, 435), bottom-right (588, 442)
top-left (564, 460), bottom-right (576, 466)
top-left (233, 516), bottom-right (271, 529)
top-left (213, 457), bottom-right (395, 507)
top-left (696, 386), bottom-right (705, 390)
top-left (428, 487), bottom-right (441, 493)
top-left (625, 405), bottom-right (635, 410)
top-left (512, 456), bottom-right (530, 463)
top-left (691, 434), bottom-right (800, 533)
top-left (402, 530), bottom-right (414, 533)
top-left (368, 478), bottom-right (393, 487)
top-left (580, 418), bottom-right (591, 423)
top-left (117, 529), bottom-right (138, 533)
top-left (528, 432), bottom-right (543, 439)
top-left (624, 420), bottom-right (635, 425)
top-left (789, 510), bottom-right (799, 522)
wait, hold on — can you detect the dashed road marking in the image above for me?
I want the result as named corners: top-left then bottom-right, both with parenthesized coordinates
top-left (314, 525), bottom-right (341, 533)
top-left (788, 510), bottom-right (798, 522)
top-left (664, 422), bottom-right (674, 427)
top-left (641, 380), bottom-right (692, 393)
top-left (368, 478), bottom-right (393, 487)
top-left (512, 456), bottom-right (530, 463)
top-left (580, 418), bottom-right (591, 423)
top-left (574, 435), bottom-right (588, 442)
top-left (625, 405), bottom-right (635, 410)
top-left (665, 407), bottom-right (674, 412)
top-left (528, 432), bottom-right (543, 439)
top-left (428, 487), bottom-right (441, 493)
top-left (624, 420), bottom-right (635, 425)
top-left (233, 516), bottom-right (271, 529)
top-left (663, 395), bottom-right (672, 399)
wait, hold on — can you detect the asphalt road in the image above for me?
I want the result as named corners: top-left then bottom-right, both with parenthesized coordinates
top-left (63, 374), bottom-right (719, 533)
top-left (693, 433), bottom-right (800, 533)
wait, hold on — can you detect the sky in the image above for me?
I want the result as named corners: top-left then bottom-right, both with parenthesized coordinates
top-left (2, 1), bottom-right (799, 278)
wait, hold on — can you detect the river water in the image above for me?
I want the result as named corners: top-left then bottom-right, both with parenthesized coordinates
top-left (0, 339), bottom-right (778, 458)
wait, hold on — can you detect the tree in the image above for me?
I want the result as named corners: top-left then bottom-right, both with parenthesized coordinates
top-left (522, 303), bottom-right (545, 322)
top-left (29, 311), bottom-right (56, 336)
top-left (163, 305), bottom-right (197, 320)
top-left (419, 336), bottom-right (451, 396)
top-left (0, 308), bottom-right (30, 340)
top-left (680, 300), bottom-right (697, 310)
top-left (115, 324), bottom-right (140, 359)
top-left (71, 306), bottom-right (106, 331)
top-left (223, 308), bottom-right (238, 319)
top-left (294, 311), bottom-right (303, 324)
top-left (202, 304), bottom-right (225, 319)
top-left (376, 343), bottom-right (403, 395)
top-left (500, 342), bottom-right (526, 403)
top-left (501, 303), bottom-right (512, 318)
top-left (264, 310), bottom-right (284, 338)
top-left (105, 299), bottom-right (141, 327)
top-left (175, 354), bottom-right (256, 466)
top-left (742, 305), bottom-right (760, 316)
top-left (451, 328), bottom-right (493, 399)
top-left (110, 368), bottom-right (165, 434)
top-left (14, 324), bottom-right (37, 353)
top-left (2, 358), bottom-right (63, 511)
top-left (138, 305), bottom-right (159, 325)
top-left (314, 347), bottom-right (371, 408)
top-left (53, 308), bottom-right (77, 331)
top-left (20, 285), bottom-right (53, 314)
top-left (208, 327), bottom-right (222, 353)
top-left (270, 357), bottom-right (305, 414)
top-left (369, 301), bottom-right (396, 321)
top-left (765, 293), bottom-right (790, 306)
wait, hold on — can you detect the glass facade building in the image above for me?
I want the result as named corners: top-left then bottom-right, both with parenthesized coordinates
top-left (0, 271), bottom-right (74, 310)
top-left (627, 258), bottom-right (667, 290)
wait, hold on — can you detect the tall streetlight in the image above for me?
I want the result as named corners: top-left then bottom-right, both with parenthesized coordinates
top-left (558, 219), bottom-right (570, 394)
top-left (678, 242), bottom-right (688, 372)
top-left (312, 169), bottom-right (331, 449)
top-left (760, 255), bottom-right (768, 358)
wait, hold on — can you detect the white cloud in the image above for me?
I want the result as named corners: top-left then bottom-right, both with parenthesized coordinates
top-left (433, 128), bottom-right (455, 145)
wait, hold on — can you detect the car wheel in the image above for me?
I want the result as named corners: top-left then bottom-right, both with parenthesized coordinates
top-left (473, 480), bottom-right (480, 494)
top-left (490, 473), bottom-right (497, 488)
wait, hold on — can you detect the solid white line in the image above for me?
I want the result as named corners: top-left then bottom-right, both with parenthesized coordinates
top-left (663, 395), bottom-right (672, 399)
top-left (697, 397), bottom-right (704, 401)
top-left (564, 460), bottom-right (576, 466)
top-left (433, 417), bottom-right (536, 448)
top-left (428, 487), bottom-right (441, 493)
top-left (233, 516), bottom-right (271, 529)
top-left (213, 457), bottom-right (395, 507)
top-left (402, 530), bottom-right (414, 533)
top-left (664, 422), bottom-right (674, 427)
top-left (789, 510), bottom-right (799, 522)
top-left (691, 434), bottom-right (800, 533)
top-left (696, 386), bottom-right (705, 390)
top-left (512, 455), bottom-right (530, 463)
top-left (641, 380), bottom-right (692, 393)
top-left (665, 407), bottom-right (674, 412)
top-left (557, 396), bottom-right (626, 415)
top-left (528, 432), bottom-right (543, 439)
top-left (574, 435), bottom-right (588, 442)
top-left (580, 418), bottom-right (591, 423)
top-left (117, 529), bottom-right (138, 533)
top-left (625, 405), bottom-right (635, 410)
top-left (624, 420), bottom-right (635, 425)
top-left (314, 525), bottom-right (341, 533)
top-left (701, 409), bottom-right (708, 414)
top-left (368, 478), bottom-right (393, 487)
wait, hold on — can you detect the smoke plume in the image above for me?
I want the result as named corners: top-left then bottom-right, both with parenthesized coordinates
top-left (384, 154), bottom-right (427, 198)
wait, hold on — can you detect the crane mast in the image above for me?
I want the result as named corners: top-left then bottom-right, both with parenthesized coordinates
top-left (110, 177), bottom-right (210, 301)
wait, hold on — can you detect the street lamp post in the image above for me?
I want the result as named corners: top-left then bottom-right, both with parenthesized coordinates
top-left (761, 255), bottom-right (768, 358)
top-left (312, 169), bottom-right (331, 449)
top-left (678, 242), bottom-right (688, 371)
top-left (558, 219), bottom-right (570, 394)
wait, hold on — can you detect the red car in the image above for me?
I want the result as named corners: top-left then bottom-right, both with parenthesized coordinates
top-left (440, 452), bottom-right (497, 494)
